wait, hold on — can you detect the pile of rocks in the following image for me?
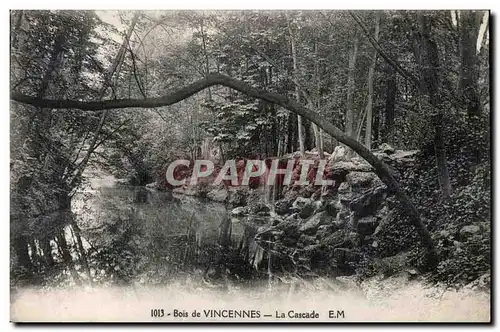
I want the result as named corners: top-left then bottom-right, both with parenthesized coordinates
top-left (245, 145), bottom-right (419, 275)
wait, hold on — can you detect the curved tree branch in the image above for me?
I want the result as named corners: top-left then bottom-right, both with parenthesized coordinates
top-left (10, 72), bottom-right (438, 268)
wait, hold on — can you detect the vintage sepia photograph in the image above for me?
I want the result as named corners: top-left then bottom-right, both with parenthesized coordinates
top-left (9, 9), bottom-right (491, 322)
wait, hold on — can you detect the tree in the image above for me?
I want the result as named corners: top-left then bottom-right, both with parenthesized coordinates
top-left (345, 35), bottom-right (359, 138)
top-left (288, 16), bottom-right (306, 156)
top-left (459, 10), bottom-right (483, 117)
top-left (364, 12), bottom-right (380, 149)
top-left (416, 13), bottom-right (452, 199)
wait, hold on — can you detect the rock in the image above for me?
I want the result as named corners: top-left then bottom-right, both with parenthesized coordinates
top-left (299, 211), bottom-right (332, 234)
top-left (298, 185), bottom-right (315, 198)
top-left (275, 199), bottom-right (293, 215)
top-left (292, 197), bottom-right (312, 209)
top-left (323, 230), bottom-right (346, 248)
top-left (283, 188), bottom-right (300, 202)
top-left (329, 160), bottom-right (373, 173)
top-left (299, 203), bottom-right (316, 219)
top-left (231, 206), bottom-right (248, 216)
top-left (145, 182), bottom-right (157, 189)
top-left (345, 231), bottom-right (360, 248)
top-left (378, 143), bottom-right (395, 154)
top-left (316, 224), bottom-right (335, 239)
top-left (333, 215), bottom-right (348, 230)
top-left (357, 216), bottom-right (380, 236)
top-left (460, 225), bottom-right (481, 238)
top-left (350, 185), bottom-right (387, 217)
top-left (371, 252), bottom-right (409, 277)
top-left (338, 182), bottom-right (353, 206)
top-left (324, 200), bottom-right (339, 217)
top-left (337, 182), bottom-right (350, 193)
top-left (328, 145), bottom-right (348, 163)
top-left (275, 217), bottom-right (300, 237)
top-left (250, 203), bottom-right (270, 215)
top-left (346, 172), bottom-right (376, 189)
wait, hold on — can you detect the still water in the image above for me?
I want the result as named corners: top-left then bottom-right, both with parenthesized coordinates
top-left (69, 181), bottom-right (264, 287)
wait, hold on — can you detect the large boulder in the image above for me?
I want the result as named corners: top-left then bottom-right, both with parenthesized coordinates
top-left (338, 182), bottom-right (353, 206)
top-left (346, 171), bottom-right (376, 189)
top-left (292, 197), bottom-right (312, 210)
top-left (275, 216), bottom-right (301, 238)
top-left (299, 211), bottom-right (332, 234)
top-left (299, 202), bottom-right (316, 219)
top-left (275, 199), bottom-right (293, 215)
top-left (231, 206), bottom-right (248, 216)
top-left (349, 185), bottom-right (388, 217)
top-left (322, 230), bottom-right (347, 248)
top-left (250, 203), bottom-right (270, 216)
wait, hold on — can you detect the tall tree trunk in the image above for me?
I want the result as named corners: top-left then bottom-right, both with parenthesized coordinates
top-left (346, 36), bottom-right (359, 138)
top-left (459, 10), bottom-right (483, 117)
top-left (200, 18), bottom-right (212, 101)
top-left (365, 13), bottom-right (380, 149)
top-left (312, 41), bottom-right (325, 158)
top-left (418, 13), bottom-right (452, 200)
top-left (384, 63), bottom-right (396, 143)
top-left (288, 20), bottom-right (305, 156)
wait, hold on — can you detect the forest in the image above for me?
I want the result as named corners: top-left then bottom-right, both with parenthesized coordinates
top-left (9, 10), bottom-right (490, 320)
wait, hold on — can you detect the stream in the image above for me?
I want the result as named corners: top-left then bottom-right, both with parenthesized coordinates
top-left (10, 173), bottom-right (491, 322)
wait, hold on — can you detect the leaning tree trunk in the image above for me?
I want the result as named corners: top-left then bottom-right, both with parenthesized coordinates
top-left (11, 73), bottom-right (439, 269)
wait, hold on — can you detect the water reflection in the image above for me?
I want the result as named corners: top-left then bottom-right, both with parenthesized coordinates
top-left (66, 185), bottom-right (266, 287)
